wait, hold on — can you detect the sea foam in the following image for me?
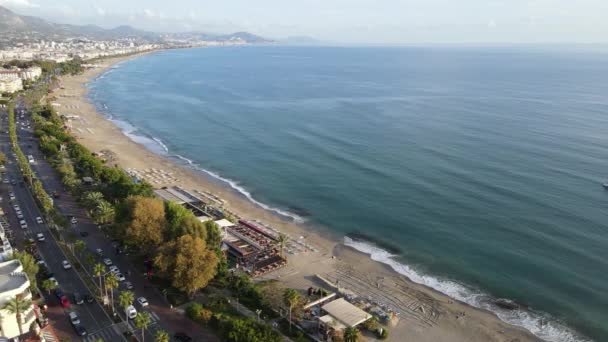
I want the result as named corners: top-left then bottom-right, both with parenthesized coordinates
top-left (343, 236), bottom-right (592, 342)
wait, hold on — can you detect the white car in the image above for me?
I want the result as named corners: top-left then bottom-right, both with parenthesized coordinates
top-left (116, 272), bottom-right (125, 281)
top-left (13, 204), bottom-right (19, 210)
top-left (124, 281), bottom-right (133, 290)
top-left (48, 277), bottom-right (59, 286)
top-left (19, 220), bottom-right (27, 229)
top-left (62, 260), bottom-right (72, 270)
top-left (109, 265), bottom-right (119, 273)
top-left (16, 212), bottom-right (23, 219)
top-left (136, 297), bottom-right (149, 308)
top-left (36, 217), bottom-right (43, 224)
top-left (126, 305), bottom-right (137, 319)
top-left (69, 312), bottom-right (80, 325)
top-left (36, 233), bottom-right (45, 242)
top-left (70, 217), bottom-right (77, 224)
top-left (103, 258), bottom-right (112, 266)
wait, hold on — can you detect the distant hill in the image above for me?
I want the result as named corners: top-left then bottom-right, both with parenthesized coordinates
top-left (0, 5), bottom-right (270, 43)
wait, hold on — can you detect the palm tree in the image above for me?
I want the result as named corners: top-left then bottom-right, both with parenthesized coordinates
top-left (105, 272), bottom-right (119, 314)
top-left (118, 290), bottom-right (134, 330)
top-left (41, 279), bottom-right (57, 295)
top-left (154, 330), bottom-right (169, 342)
top-left (134, 312), bottom-right (152, 342)
top-left (94, 200), bottom-right (115, 225)
top-left (283, 288), bottom-right (300, 333)
top-left (74, 240), bottom-right (86, 257)
top-left (84, 191), bottom-right (104, 208)
top-left (344, 326), bottom-right (360, 342)
top-left (84, 252), bottom-right (96, 270)
top-left (93, 263), bottom-right (105, 297)
top-left (2, 294), bottom-right (32, 336)
top-left (277, 233), bottom-right (288, 258)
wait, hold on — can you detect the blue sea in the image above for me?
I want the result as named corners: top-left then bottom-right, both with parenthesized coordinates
top-left (89, 46), bottom-right (608, 341)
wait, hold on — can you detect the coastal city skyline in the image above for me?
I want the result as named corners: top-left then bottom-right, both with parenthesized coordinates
top-left (1, 0), bottom-right (607, 44)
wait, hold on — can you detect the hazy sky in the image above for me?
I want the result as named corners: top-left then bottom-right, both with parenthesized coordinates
top-left (1, 0), bottom-right (608, 44)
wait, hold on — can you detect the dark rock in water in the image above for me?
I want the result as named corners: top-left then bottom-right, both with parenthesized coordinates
top-left (495, 298), bottom-right (519, 310)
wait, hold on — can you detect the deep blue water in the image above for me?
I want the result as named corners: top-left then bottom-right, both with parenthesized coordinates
top-left (89, 46), bottom-right (608, 341)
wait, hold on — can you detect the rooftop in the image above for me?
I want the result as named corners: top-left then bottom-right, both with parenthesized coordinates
top-left (321, 298), bottom-right (371, 328)
top-left (0, 260), bottom-right (29, 293)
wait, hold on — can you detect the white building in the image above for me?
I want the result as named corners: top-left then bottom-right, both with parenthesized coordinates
top-left (0, 260), bottom-right (36, 339)
top-left (0, 79), bottom-right (23, 94)
top-left (0, 71), bottom-right (20, 82)
top-left (19, 66), bottom-right (42, 81)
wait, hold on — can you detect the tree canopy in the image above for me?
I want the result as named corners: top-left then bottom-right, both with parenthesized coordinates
top-left (155, 234), bottom-right (219, 297)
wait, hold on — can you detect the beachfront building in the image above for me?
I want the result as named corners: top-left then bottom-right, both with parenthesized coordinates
top-left (223, 220), bottom-right (287, 277)
top-left (19, 66), bottom-right (42, 81)
top-left (318, 298), bottom-right (371, 339)
top-left (0, 260), bottom-right (37, 339)
top-left (0, 78), bottom-right (23, 94)
top-left (0, 70), bottom-right (20, 82)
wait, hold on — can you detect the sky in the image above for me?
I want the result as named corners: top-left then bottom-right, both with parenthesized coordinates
top-left (1, 0), bottom-right (608, 44)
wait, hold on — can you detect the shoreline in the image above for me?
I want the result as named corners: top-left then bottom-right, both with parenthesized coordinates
top-left (52, 50), bottom-right (546, 342)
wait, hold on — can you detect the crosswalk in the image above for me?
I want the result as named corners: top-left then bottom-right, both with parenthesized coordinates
top-left (83, 324), bottom-right (123, 342)
top-left (83, 311), bottom-right (161, 342)
top-left (41, 330), bottom-right (56, 342)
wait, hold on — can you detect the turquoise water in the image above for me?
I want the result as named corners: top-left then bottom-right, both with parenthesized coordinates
top-left (89, 46), bottom-right (608, 341)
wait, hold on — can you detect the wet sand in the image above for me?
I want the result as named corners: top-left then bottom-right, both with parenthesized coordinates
top-left (51, 52), bottom-right (540, 342)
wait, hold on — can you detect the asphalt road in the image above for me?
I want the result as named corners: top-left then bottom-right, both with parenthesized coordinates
top-left (9, 100), bottom-right (217, 342)
top-left (1, 106), bottom-right (125, 341)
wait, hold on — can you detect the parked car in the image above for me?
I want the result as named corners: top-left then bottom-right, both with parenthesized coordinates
top-left (68, 311), bottom-right (80, 325)
top-left (73, 324), bottom-right (87, 337)
top-left (126, 305), bottom-right (137, 319)
top-left (36, 217), bottom-right (43, 224)
top-left (116, 272), bottom-right (125, 281)
top-left (123, 281), bottom-right (133, 290)
top-left (62, 260), bottom-right (72, 270)
top-left (36, 233), bottom-right (45, 242)
top-left (84, 294), bottom-right (94, 304)
top-left (109, 265), bottom-right (119, 273)
top-left (20, 220), bottom-right (27, 229)
top-left (103, 258), bottom-right (112, 266)
top-left (73, 292), bottom-right (84, 305)
top-left (136, 297), bottom-right (149, 308)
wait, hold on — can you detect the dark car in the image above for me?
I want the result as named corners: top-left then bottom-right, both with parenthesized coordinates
top-left (73, 292), bottom-right (84, 305)
top-left (79, 231), bottom-right (89, 237)
top-left (84, 294), bottom-right (94, 303)
top-left (174, 333), bottom-right (192, 342)
top-left (72, 324), bottom-right (87, 336)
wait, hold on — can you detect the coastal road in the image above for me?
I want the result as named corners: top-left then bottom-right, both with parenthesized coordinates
top-left (14, 100), bottom-right (219, 341)
top-left (1, 106), bottom-right (125, 341)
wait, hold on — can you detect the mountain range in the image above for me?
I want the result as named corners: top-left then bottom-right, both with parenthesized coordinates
top-left (0, 6), bottom-right (270, 43)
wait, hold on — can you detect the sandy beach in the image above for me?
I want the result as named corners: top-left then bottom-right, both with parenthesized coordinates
top-left (51, 52), bottom-right (540, 342)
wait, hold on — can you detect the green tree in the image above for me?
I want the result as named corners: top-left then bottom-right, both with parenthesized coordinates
top-left (155, 234), bottom-right (218, 298)
top-left (118, 290), bottom-right (134, 330)
top-left (121, 196), bottom-right (164, 252)
top-left (2, 294), bottom-right (32, 336)
top-left (105, 272), bottom-right (119, 313)
top-left (154, 330), bottom-right (169, 342)
top-left (283, 288), bottom-right (301, 333)
top-left (344, 326), bottom-right (360, 342)
top-left (93, 263), bottom-right (105, 297)
top-left (74, 240), bottom-right (86, 256)
top-left (0, 151), bottom-right (6, 165)
top-left (84, 252), bottom-right (96, 269)
top-left (204, 221), bottom-right (222, 250)
top-left (134, 312), bottom-right (152, 342)
top-left (93, 200), bottom-right (115, 225)
top-left (13, 252), bottom-right (39, 290)
top-left (83, 191), bottom-right (104, 208)
top-left (41, 279), bottom-right (57, 295)
top-left (277, 233), bottom-right (288, 259)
